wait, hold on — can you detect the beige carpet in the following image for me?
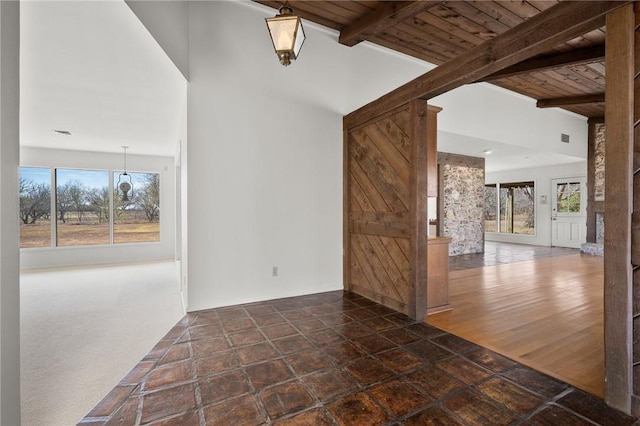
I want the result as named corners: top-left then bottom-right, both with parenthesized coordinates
top-left (20, 261), bottom-right (185, 426)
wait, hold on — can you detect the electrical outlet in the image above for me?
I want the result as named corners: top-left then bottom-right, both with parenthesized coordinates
top-left (272, 266), bottom-right (278, 277)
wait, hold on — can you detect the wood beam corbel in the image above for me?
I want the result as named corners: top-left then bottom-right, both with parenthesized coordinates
top-left (339, 1), bottom-right (439, 47)
top-left (537, 93), bottom-right (605, 108)
top-left (482, 45), bottom-right (605, 81)
top-left (345, 1), bottom-right (625, 128)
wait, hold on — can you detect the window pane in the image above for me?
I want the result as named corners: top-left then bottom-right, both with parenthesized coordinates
top-left (512, 185), bottom-right (535, 234)
top-left (497, 182), bottom-right (535, 235)
top-left (484, 185), bottom-right (497, 232)
top-left (56, 169), bottom-right (110, 246)
top-left (113, 172), bottom-right (160, 243)
top-left (19, 167), bottom-right (51, 248)
top-left (556, 182), bottom-right (581, 213)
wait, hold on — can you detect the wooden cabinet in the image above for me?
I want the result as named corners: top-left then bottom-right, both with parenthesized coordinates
top-left (427, 236), bottom-right (451, 314)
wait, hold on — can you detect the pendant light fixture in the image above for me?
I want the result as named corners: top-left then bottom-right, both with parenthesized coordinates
top-left (265, 3), bottom-right (306, 66)
top-left (117, 146), bottom-right (133, 202)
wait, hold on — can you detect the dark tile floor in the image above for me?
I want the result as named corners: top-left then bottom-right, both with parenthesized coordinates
top-left (449, 241), bottom-right (579, 271)
top-left (79, 290), bottom-right (636, 425)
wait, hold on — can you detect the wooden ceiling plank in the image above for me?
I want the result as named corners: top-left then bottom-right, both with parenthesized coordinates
top-left (339, 1), bottom-right (440, 47)
top-left (441, 1), bottom-right (511, 36)
top-left (381, 25), bottom-right (462, 60)
top-left (468, 1), bottom-right (528, 29)
top-left (493, 77), bottom-right (559, 100)
top-left (368, 34), bottom-right (451, 65)
top-left (517, 71), bottom-right (577, 97)
top-left (256, 1), bottom-right (343, 30)
top-left (428, 3), bottom-right (499, 42)
top-left (397, 19), bottom-right (474, 54)
top-left (545, 68), bottom-right (605, 93)
top-left (326, 0), bottom-right (378, 16)
top-left (482, 44), bottom-right (605, 81)
top-left (346, 1), bottom-right (622, 125)
top-left (497, 1), bottom-right (548, 19)
top-left (414, 11), bottom-right (486, 46)
top-left (528, 1), bottom-right (560, 13)
top-left (537, 93), bottom-right (606, 108)
top-left (552, 66), bottom-right (605, 92)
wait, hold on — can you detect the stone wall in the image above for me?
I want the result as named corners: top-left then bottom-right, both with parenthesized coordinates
top-left (594, 123), bottom-right (605, 241)
top-left (596, 212), bottom-right (604, 244)
top-left (440, 154), bottom-right (485, 256)
top-left (594, 123), bottom-right (605, 202)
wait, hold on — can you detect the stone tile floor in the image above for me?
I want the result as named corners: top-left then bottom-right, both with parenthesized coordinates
top-left (79, 291), bottom-right (637, 425)
top-left (449, 241), bottom-right (579, 271)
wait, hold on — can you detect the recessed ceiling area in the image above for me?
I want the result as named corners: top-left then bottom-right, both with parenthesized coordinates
top-left (20, 1), bottom-right (187, 157)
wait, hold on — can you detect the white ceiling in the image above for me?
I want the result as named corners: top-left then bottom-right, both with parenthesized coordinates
top-left (20, 0), bottom-right (187, 157)
top-left (19, 1), bottom-right (585, 172)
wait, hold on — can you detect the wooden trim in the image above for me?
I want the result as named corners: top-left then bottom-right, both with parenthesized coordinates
top-left (343, 121), bottom-right (352, 292)
top-left (437, 164), bottom-right (444, 238)
top-left (482, 45), bottom-right (606, 81)
top-left (408, 99), bottom-right (430, 320)
top-left (437, 152), bottom-right (485, 170)
top-left (339, 1), bottom-right (438, 47)
top-left (587, 118), bottom-right (598, 243)
top-left (349, 212), bottom-right (410, 238)
top-left (604, 2), bottom-right (635, 414)
top-left (346, 1), bottom-right (623, 125)
top-left (537, 93), bottom-right (605, 108)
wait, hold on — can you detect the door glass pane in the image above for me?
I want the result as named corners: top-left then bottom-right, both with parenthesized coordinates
top-left (556, 182), bottom-right (581, 213)
top-left (19, 167), bottom-right (51, 248)
top-left (56, 169), bottom-right (110, 246)
top-left (113, 171), bottom-right (160, 243)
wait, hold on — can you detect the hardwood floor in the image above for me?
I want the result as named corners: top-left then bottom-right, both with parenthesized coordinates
top-left (427, 253), bottom-right (604, 397)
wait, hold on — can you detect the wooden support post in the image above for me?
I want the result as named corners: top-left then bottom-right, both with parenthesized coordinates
top-left (587, 118), bottom-right (598, 243)
top-left (604, 2), bottom-right (634, 414)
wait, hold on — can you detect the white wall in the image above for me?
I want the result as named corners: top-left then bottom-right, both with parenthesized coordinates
top-left (433, 85), bottom-right (588, 160)
top-left (125, 0), bottom-right (189, 80)
top-left (0, 1), bottom-right (21, 423)
top-left (20, 147), bottom-right (175, 269)
top-left (486, 161), bottom-right (587, 246)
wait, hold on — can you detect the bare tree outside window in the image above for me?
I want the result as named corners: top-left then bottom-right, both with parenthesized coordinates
top-left (19, 167), bottom-right (51, 248)
top-left (56, 169), bottom-right (110, 246)
top-left (113, 171), bottom-right (160, 243)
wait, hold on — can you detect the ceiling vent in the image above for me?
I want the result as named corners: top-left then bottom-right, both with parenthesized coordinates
top-left (561, 133), bottom-right (570, 143)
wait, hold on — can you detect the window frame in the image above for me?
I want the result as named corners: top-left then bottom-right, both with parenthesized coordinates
top-left (484, 180), bottom-right (536, 237)
top-left (19, 165), bottom-right (162, 250)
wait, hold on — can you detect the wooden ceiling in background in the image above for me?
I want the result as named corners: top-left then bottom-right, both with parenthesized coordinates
top-left (256, 1), bottom-right (606, 118)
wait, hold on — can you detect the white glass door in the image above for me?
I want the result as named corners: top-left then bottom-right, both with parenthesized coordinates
top-left (551, 177), bottom-right (586, 248)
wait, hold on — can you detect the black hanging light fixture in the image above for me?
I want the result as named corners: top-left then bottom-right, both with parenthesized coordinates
top-left (117, 146), bottom-right (133, 202)
top-left (265, 3), bottom-right (306, 66)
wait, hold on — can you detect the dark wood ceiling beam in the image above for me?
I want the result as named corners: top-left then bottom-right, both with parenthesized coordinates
top-left (482, 45), bottom-right (605, 81)
top-left (537, 93), bottom-right (605, 108)
top-left (339, 1), bottom-right (440, 47)
top-left (346, 1), bottom-right (625, 126)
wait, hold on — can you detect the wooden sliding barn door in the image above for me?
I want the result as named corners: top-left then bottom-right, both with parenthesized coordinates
top-left (343, 100), bottom-right (437, 320)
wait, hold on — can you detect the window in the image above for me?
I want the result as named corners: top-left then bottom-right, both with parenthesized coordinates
top-left (56, 169), bottom-right (110, 246)
top-left (113, 172), bottom-right (160, 243)
top-left (19, 167), bottom-right (51, 248)
top-left (485, 181), bottom-right (535, 235)
top-left (19, 166), bottom-right (161, 249)
top-left (555, 182), bottom-right (581, 213)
